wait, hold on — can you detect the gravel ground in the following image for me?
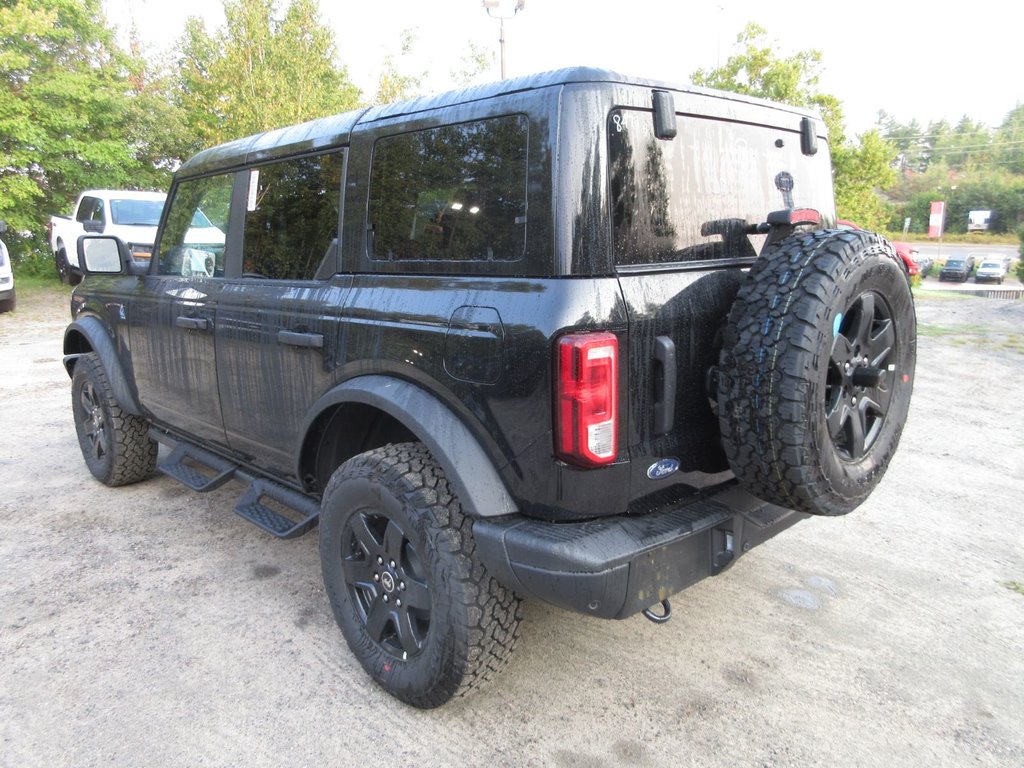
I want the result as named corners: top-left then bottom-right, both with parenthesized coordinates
top-left (1, 285), bottom-right (1022, 768)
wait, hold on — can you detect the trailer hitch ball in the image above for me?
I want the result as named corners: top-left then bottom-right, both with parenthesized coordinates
top-left (642, 599), bottom-right (672, 624)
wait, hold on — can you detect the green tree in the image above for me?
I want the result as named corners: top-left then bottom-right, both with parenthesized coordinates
top-left (374, 28), bottom-right (423, 105)
top-left (995, 104), bottom-right (1024, 176)
top-left (692, 23), bottom-right (896, 230)
top-left (0, 0), bottom-right (150, 258)
top-left (176, 0), bottom-right (361, 148)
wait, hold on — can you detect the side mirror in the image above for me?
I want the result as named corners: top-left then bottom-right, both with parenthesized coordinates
top-left (83, 219), bottom-right (105, 234)
top-left (77, 235), bottom-right (130, 275)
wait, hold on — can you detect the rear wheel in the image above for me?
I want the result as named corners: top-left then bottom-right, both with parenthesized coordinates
top-left (71, 353), bottom-right (157, 486)
top-left (319, 442), bottom-right (521, 708)
top-left (717, 230), bottom-right (916, 516)
top-left (55, 247), bottom-right (70, 284)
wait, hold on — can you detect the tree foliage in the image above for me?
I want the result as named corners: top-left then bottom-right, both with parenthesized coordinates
top-left (175, 0), bottom-right (360, 149)
top-left (0, 0), bottom-right (160, 256)
top-left (693, 24), bottom-right (896, 230)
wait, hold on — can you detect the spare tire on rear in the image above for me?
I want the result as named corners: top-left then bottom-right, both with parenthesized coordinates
top-left (717, 229), bottom-right (916, 516)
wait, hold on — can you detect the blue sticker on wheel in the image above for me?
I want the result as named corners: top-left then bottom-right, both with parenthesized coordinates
top-left (833, 312), bottom-right (843, 337)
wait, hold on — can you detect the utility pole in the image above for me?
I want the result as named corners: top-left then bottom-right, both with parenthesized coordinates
top-left (483, 1), bottom-right (525, 79)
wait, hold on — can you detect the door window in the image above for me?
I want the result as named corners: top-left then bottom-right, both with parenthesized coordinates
top-left (157, 174), bottom-right (232, 277)
top-left (241, 152), bottom-right (344, 281)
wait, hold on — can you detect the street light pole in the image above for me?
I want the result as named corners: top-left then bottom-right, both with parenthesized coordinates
top-left (483, 1), bottom-right (525, 80)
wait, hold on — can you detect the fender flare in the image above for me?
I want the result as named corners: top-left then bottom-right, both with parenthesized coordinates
top-left (305, 375), bottom-right (518, 519)
top-left (63, 315), bottom-right (143, 416)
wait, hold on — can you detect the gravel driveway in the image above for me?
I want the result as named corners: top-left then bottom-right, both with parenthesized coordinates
top-left (1, 285), bottom-right (1022, 767)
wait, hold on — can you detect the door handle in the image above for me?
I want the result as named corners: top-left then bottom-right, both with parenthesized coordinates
top-left (278, 330), bottom-right (324, 349)
top-left (653, 335), bottom-right (676, 435)
top-left (175, 316), bottom-right (208, 331)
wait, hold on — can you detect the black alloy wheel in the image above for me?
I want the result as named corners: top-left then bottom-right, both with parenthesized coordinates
top-left (825, 291), bottom-right (895, 461)
top-left (341, 508), bottom-right (432, 660)
top-left (77, 376), bottom-right (111, 464)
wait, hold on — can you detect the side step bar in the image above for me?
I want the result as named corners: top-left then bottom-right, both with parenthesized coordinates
top-left (151, 429), bottom-right (319, 539)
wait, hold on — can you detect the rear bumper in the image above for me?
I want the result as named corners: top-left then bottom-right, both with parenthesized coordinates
top-left (474, 483), bottom-right (807, 619)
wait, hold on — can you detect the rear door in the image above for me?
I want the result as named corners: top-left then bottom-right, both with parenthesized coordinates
top-left (608, 105), bottom-right (836, 489)
top-left (215, 149), bottom-right (350, 477)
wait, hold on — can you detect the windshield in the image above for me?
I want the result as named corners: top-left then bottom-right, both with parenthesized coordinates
top-left (980, 262), bottom-right (1000, 269)
top-left (946, 260), bottom-right (964, 267)
top-left (110, 198), bottom-right (165, 226)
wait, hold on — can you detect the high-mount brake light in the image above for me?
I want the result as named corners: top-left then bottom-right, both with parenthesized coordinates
top-left (555, 332), bottom-right (619, 467)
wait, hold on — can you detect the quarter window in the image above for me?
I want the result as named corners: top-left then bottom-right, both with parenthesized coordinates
top-left (157, 174), bottom-right (232, 277)
top-left (241, 152), bottom-right (344, 281)
top-left (368, 115), bottom-right (528, 262)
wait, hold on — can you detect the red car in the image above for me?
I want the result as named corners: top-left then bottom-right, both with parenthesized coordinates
top-left (838, 220), bottom-right (920, 276)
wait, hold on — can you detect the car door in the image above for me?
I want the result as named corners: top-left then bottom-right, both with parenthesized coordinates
top-left (129, 171), bottom-right (237, 447)
top-left (215, 150), bottom-right (351, 476)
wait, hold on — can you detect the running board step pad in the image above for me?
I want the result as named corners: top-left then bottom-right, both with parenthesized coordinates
top-left (234, 480), bottom-right (319, 540)
top-left (157, 442), bottom-right (238, 492)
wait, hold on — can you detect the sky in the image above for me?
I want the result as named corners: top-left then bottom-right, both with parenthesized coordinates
top-left (103, 0), bottom-right (1022, 138)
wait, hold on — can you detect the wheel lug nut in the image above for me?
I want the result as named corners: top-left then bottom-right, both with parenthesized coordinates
top-left (852, 397), bottom-right (858, 405)
top-left (399, 581), bottom-right (405, 591)
top-left (373, 573), bottom-right (380, 582)
top-left (383, 594), bottom-right (389, 603)
top-left (389, 560), bottom-right (396, 568)
top-left (377, 556), bottom-right (383, 565)
top-left (396, 599), bottom-right (402, 607)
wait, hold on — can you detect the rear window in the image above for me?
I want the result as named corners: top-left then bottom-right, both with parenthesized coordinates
top-left (608, 108), bottom-right (834, 267)
top-left (110, 199), bottom-right (164, 226)
top-left (368, 115), bottom-right (528, 262)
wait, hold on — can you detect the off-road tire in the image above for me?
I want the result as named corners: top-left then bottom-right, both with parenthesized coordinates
top-left (319, 442), bottom-right (521, 708)
top-left (71, 352), bottom-right (157, 486)
top-left (717, 229), bottom-right (916, 516)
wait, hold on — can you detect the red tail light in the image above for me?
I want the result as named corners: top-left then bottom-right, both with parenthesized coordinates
top-left (555, 332), bottom-right (619, 467)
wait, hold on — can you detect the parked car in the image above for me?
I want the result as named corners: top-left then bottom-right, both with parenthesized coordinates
top-left (0, 221), bottom-right (14, 313)
top-left (974, 258), bottom-right (1008, 284)
top-left (49, 190), bottom-right (166, 285)
top-left (837, 220), bottom-right (920, 276)
top-left (939, 254), bottom-right (975, 282)
top-left (64, 67), bottom-right (917, 707)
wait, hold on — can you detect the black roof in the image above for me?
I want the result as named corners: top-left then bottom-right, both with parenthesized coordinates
top-left (177, 66), bottom-right (819, 178)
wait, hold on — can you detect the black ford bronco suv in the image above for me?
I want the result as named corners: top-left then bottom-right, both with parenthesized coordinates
top-left (65, 68), bottom-right (916, 708)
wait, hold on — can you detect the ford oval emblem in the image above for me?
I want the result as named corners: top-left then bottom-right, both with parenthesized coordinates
top-left (647, 458), bottom-right (680, 480)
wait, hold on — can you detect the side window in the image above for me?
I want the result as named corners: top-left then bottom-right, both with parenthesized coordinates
top-left (157, 174), bottom-right (232, 277)
top-left (368, 115), bottom-right (528, 262)
top-left (241, 152), bottom-right (344, 281)
top-left (76, 197), bottom-right (99, 222)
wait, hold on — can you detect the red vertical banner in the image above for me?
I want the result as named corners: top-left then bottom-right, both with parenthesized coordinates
top-left (928, 201), bottom-right (946, 238)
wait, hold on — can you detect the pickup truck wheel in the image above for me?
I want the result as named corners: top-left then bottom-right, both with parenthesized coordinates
top-left (319, 442), bottom-right (521, 708)
top-left (718, 229), bottom-right (916, 516)
top-left (55, 247), bottom-right (70, 285)
top-left (71, 353), bottom-right (157, 486)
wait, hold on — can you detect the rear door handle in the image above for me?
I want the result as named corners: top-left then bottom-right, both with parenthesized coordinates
top-left (175, 316), bottom-right (208, 331)
top-left (653, 335), bottom-right (676, 435)
top-left (278, 330), bottom-right (324, 349)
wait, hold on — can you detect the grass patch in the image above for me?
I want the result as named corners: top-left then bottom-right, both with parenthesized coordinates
top-left (1003, 581), bottom-right (1024, 596)
top-left (912, 288), bottom-right (974, 301)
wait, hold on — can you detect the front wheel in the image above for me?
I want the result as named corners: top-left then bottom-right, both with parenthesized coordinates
top-left (55, 247), bottom-right (70, 285)
top-left (71, 353), bottom-right (157, 486)
top-left (319, 442), bottom-right (521, 708)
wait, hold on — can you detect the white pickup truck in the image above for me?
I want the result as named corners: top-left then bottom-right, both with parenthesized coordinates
top-left (49, 190), bottom-right (166, 284)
